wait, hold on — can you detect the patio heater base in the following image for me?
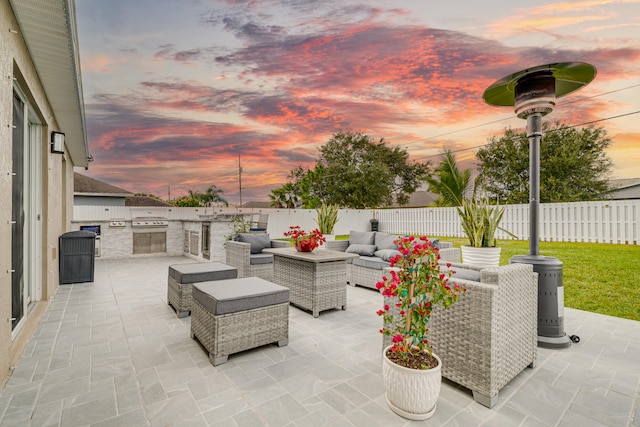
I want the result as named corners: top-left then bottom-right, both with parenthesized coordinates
top-left (537, 334), bottom-right (571, 349)
top-left (510, 254), bottom-right (571, 349)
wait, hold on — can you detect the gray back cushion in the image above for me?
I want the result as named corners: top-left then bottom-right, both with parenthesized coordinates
top-left (349, 230), bottom-right (375, 245)
top-left (375, 233), bottom-right (398, 250)
top-left (345, 244), bottom-right (377, 256)
top-left (374, 249), bottom-right (402, 262)
top-left (236, 233), bottom-right (271, 254)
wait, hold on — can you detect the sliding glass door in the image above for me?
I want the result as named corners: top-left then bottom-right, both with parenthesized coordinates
top-left (11, 87), bottom-right (43, 335)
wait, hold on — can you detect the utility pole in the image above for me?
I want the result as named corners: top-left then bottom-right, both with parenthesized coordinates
top-left (167, 185), bottom-right (171, 201)
top-left (238, 155), bottom-right (243, 208)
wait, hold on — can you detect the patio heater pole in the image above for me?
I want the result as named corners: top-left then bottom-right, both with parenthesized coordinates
top-left (482, 62), bottom-right (596, 349)
top-left (528, 113), bottom-right (542, 257)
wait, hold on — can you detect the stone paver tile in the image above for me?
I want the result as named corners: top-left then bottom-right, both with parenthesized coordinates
top-left (253, 394), bottom-right (309, 426)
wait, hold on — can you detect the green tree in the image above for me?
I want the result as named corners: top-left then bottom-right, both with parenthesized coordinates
top-left (269, 165), bottom-right (329, 208)
top-left (172, 196), bottom-right (200, 207)
top-left (476, 122), bottom-right (612, 204)
top-left (317, 132), bottom-right (430, 209)
top-left (269, 183), bottom-right (300, 208)
top-left (426, 149), bottom-right (471, 207)
top-left (172, 185), bottom-right (228, 207)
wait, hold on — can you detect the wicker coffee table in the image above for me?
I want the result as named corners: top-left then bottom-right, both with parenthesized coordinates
top-left (263, 247), bottom-right (358, 317)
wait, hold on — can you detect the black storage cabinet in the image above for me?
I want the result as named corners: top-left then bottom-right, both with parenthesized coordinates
top-left (59, 231), bottom-right (96, 284)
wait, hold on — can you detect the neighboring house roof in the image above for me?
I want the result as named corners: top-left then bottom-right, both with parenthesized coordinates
top-left (609, 178), bottom-right (640, 190)
top-left (10, 0), bottom-right (88, 167)
top-left (608, 177), bottom-right (640, 200)
top-left (390, 191), bottom-right (438, 208)
top-left (74, 173), bottom-right (133, 197)
top-left (125, 196), bottom-right (173, 207)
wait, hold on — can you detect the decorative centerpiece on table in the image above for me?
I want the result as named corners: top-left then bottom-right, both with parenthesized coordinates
top-left (283, 226), bottom-right (326, 252)
top-left (376, 235), bottom-right (466, 420)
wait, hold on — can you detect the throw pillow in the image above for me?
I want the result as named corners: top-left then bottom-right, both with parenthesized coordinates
top-left (375, 232), bottom-right (398, 250)
top-left (349, 230), bottom-right (375, 245)
top-left (374, 249), bottom-right (402, 262)
top-left (345, 244), bottom-right (377, 256)
top-left (235, 233), bottom-right (271, 254)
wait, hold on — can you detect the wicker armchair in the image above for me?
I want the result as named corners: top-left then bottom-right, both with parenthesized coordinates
top-left (383, 262), bottom-right (538, 408)
top-left (225, 236), bottom-right (290, 281)
top-left (325, 238), bottom-right (460, 290)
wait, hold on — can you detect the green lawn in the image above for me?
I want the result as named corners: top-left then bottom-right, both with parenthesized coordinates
top-left (335, 234), bottom-right (639, 321)
top-left (434, 237), bottom-right (640, 322)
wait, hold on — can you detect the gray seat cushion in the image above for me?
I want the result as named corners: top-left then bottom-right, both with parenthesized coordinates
top-left (352, 256), bottom-right (388, 270)
top-left (236, 233), bottom-right (272, 254)
top-left (192, 277), bottom-right (289, 315)
top-left (445, 266), bottom-right (482, 282)
top-left (375, 232), bottom-right (398, 250)
top-left (169, 262), bottom-right (238, 284)
top-left (349, 230), bottom-right (375, 245)
top-left (249, 253), bottom-right (274, 265)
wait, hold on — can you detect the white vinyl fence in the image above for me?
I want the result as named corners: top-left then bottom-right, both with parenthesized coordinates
top-left (74, 199), bottom-right (639, 245)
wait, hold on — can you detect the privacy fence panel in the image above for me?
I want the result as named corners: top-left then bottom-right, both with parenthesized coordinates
top-left (75, 200), bottom-right (638, 245)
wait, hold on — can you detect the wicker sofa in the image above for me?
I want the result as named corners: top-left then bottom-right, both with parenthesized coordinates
top-left (325, 231), bottom-right (461, 290)
top-left (383, 261), bottom-right (538, 408)
top-left (224, 234), bottom-right (290, 281)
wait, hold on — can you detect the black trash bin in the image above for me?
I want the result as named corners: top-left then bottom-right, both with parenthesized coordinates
top-left (59, 231), bottom-right (96, 284)
top-left (370, 219), bottom-right (379, 232)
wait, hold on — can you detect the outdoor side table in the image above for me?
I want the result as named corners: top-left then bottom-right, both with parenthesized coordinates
top-left (263, 247), bottom-right (358, 317)
top-left (167, 262), bottom-right (237, 317)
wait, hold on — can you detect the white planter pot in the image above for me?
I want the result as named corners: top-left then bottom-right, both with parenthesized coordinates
top-left (461, 246), bottom-right (501, 267)
top-left (382, 345), bottom-right (442, 420)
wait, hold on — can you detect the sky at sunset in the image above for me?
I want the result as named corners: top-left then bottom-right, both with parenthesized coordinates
top-left (75, 0), bottom-right (640, 205)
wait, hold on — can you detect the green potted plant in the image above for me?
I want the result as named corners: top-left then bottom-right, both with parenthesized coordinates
top-left (315, 203), bottom-right (339, 241)
top-left (376, 236), bottom-right (465, 420)
top-left (456, 195), bottom-right (516, 267)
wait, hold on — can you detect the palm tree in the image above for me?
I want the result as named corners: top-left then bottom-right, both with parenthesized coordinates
top-left (269, 183), bottom-right (300, 208)
top-left (426, 149), bottom-right (471, 207)
top-left (201, 184), bottom-right (228, 207)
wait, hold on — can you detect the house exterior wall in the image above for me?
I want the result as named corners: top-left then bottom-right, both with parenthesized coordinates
top-left (611, 185), bottom-right (640, 200)
top-left (0, 1), bottom-right (75, 387)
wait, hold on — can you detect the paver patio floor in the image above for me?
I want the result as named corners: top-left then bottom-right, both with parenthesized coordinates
top-left (0, 256), bottom-right (638, 426)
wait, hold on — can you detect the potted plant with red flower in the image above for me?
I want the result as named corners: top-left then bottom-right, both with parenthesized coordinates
top-left (376, 235), bottom-right (465, 420)
top-left (283, 226), bottom-right (326, 252)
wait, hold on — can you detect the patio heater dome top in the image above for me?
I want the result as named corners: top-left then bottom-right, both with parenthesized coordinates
top-left (482, 62), bottom-right (597, 118)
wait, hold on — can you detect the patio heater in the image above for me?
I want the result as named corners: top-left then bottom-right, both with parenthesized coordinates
top-left (482, 62), bottom-right (596, 349)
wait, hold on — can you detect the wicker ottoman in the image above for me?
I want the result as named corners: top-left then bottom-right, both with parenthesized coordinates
top-left (190, 277), bottom-right (290, 366)
top-left (168, 262), bottom-right (237, 318)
